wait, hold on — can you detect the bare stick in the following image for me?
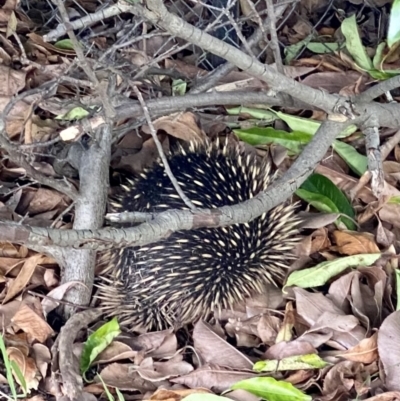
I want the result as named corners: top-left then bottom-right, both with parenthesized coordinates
top-left (43, 3), bottom-right (135, 42)
top-left (349, 128), bottom-right (400, 200)
top-left (356, 75), bottom-right (400, 103)
top-left (136, 0), bottom-right (344, 114)
top-left (0, 120), bottom-right (352, 250)
top-left (57, 90), bottom-right (312, 142)
top-left (363, 123), bottom-right (384, 198)
top-left (56, 309), bottom-right (102, 400)
top-left (266, 0), bottom-right (284, 75)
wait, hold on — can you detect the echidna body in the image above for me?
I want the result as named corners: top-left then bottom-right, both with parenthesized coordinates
top-left (97, 140), bottom-right (300, 332)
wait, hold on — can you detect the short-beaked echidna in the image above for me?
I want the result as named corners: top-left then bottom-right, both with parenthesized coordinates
top-left (97, 139), bottom-right (300, 332)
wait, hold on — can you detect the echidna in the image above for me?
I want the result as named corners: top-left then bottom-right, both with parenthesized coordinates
top-left (97, 139), bottom-right (300, 332)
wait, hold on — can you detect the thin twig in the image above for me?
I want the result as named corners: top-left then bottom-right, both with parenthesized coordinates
top-left (266, 0), bottom-right (284, 75)
top-left (52, 0), bottom-right (115, 119)
top-left (356, 75), bottom-right (400, 103)
top-left (133, 86), bottom-right (197, 210)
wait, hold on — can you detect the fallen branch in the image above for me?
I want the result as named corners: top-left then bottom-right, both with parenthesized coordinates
top-left (0, 120), bottom-right (350, 250)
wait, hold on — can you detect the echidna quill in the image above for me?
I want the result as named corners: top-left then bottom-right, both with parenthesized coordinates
top-left (96, 139), bottom-right (300, 332)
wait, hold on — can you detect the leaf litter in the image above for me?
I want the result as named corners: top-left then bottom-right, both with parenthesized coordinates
top-left (1, 0), bottom-right (400, 400)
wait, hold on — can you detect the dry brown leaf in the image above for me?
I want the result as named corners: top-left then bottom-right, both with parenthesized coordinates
top-left (284, 369), bottom-right (315, 386)
top-left (340, 332), bottom-right (378, 363)
top-left (136, 355), bottom-right (193, 381)
top-left (0, 243), bottom-right (28, 258)
top-left (32, 343), bottom-right (51, 379)
top-left (141, 329), bottom-right (178, 359)
top-left (7, 346), bottom-right (40, 390)
top-left (302, 71), bottom-right (366, 94)
top-left (27, 33), bottom-right (76, 55)
top-left (265, 340), bottom-right (316, 360)
top-left (378, 310), bottom-right (400, 391)
top-left (323, 360), bottom-right (363, 395)
top-left (333, 231), bottom-right (380, 255)
top-left (0, 96), bottom-right (30, 138)
top-left (294, 288), bottom-right (366, 349)
top-left (99, 363), bottom-right (157, 392)
top-left (26, 396), bottom-right (47, 401)
top-left (276, 301), bottom-right (296, 342)
top-left (300, 214), bottom-right (339, 231)
top-left (0, 65), bottom-right (26, 96)
top-left (376, 219), bottom-right (396, 247)
top-left (116, 137), bottom-right (169, 175)
top-left (256, 315), bottom-right (280, 345)
top-left (379, 203), bottom-right (400, 228)
top-left (43, 268), bottom-right (58, 288)
top-left (11, 303), bottom-right (54, 342)
top-left (142, 112), bottom-right (205, 143)
top-left (233, 332), bottom-right (260, 348)
top-left (328, 267), bottom-right (386, 329)
top-left (172, 363), bottom-right (256, 393)
top-left (115, 130), bottom-right (144, 151)
top-left (95, 341), bottom-right (138, 364)
top-left (0, 298), bottom-right (22, 330)
top-left (82, 383), bottom-right (105, 395)
top-left (193, 320), bottom-right (253, 370)
top-left (149, 388), bottom-right (212, 401)
top-left (27, 188), bottom-right (66, 215)
top-left (4, 254), bottom-right (45, 303)
top-left (41, 281), bottom-right (83, 316)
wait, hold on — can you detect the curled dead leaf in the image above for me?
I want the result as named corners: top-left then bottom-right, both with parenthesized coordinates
top-left (339, 332), bottom-right (378, 364)
top-left (11, 303), bottom-right (54, 342)
top-left (333, 231), bottom-right (380, 255)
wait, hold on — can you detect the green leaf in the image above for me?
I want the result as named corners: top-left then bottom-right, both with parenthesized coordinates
top-left (54, 39), bottom-right (75, 50)
top-left (306, 42), bottom-right (341, 54)
top-left (55, 107), bottom-right (90, 121)
top-left (254, 354), bottom-right (328, 372)
top-left (116, 388), bottom-right (126, 401)
top-left (233, 127), bottom-right (312, 153)
top-left (97, 374), bottom-right (115, 401)
top-left (274, 111), bottom-right (321, 136)
top-left (10, 360), bottom-right (27, 396)
top-left (273, 111), bottom-right (357, 139)
top-left (183, 395), bottom-right (233, 401)
top-left (232, 377), bottom-right (311, 401)
top-left (172, 79), bottom-right (187, 96)
top-left (285, 253), bottom-right (381, 289)
top-left (388, 0), bottom-right (400, 49)
top-left (373, 42), bottom-right (387, 70)
top-left (296, 173), bottom-right (356, 230)
top-left (226, 107), bottom-right (276, 122)
top-left (295, 189), bottom-right (340, 214)
top-left (80, 318), bottom-right (121, 377)
top-left (284, 35), bottom-right (313, 64)
top-left (0, 335), bottom-right (17, 399)
top-left (341, 15), bottom-right (373, 71)
top-left (332, 140), bottom-right (368, 176)
top-left (388, 196), bottom-right (400, 204)
top-left (230, 108), bottom-right (357, 139)
top-left (368, 69), bottom-right (400, 80)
